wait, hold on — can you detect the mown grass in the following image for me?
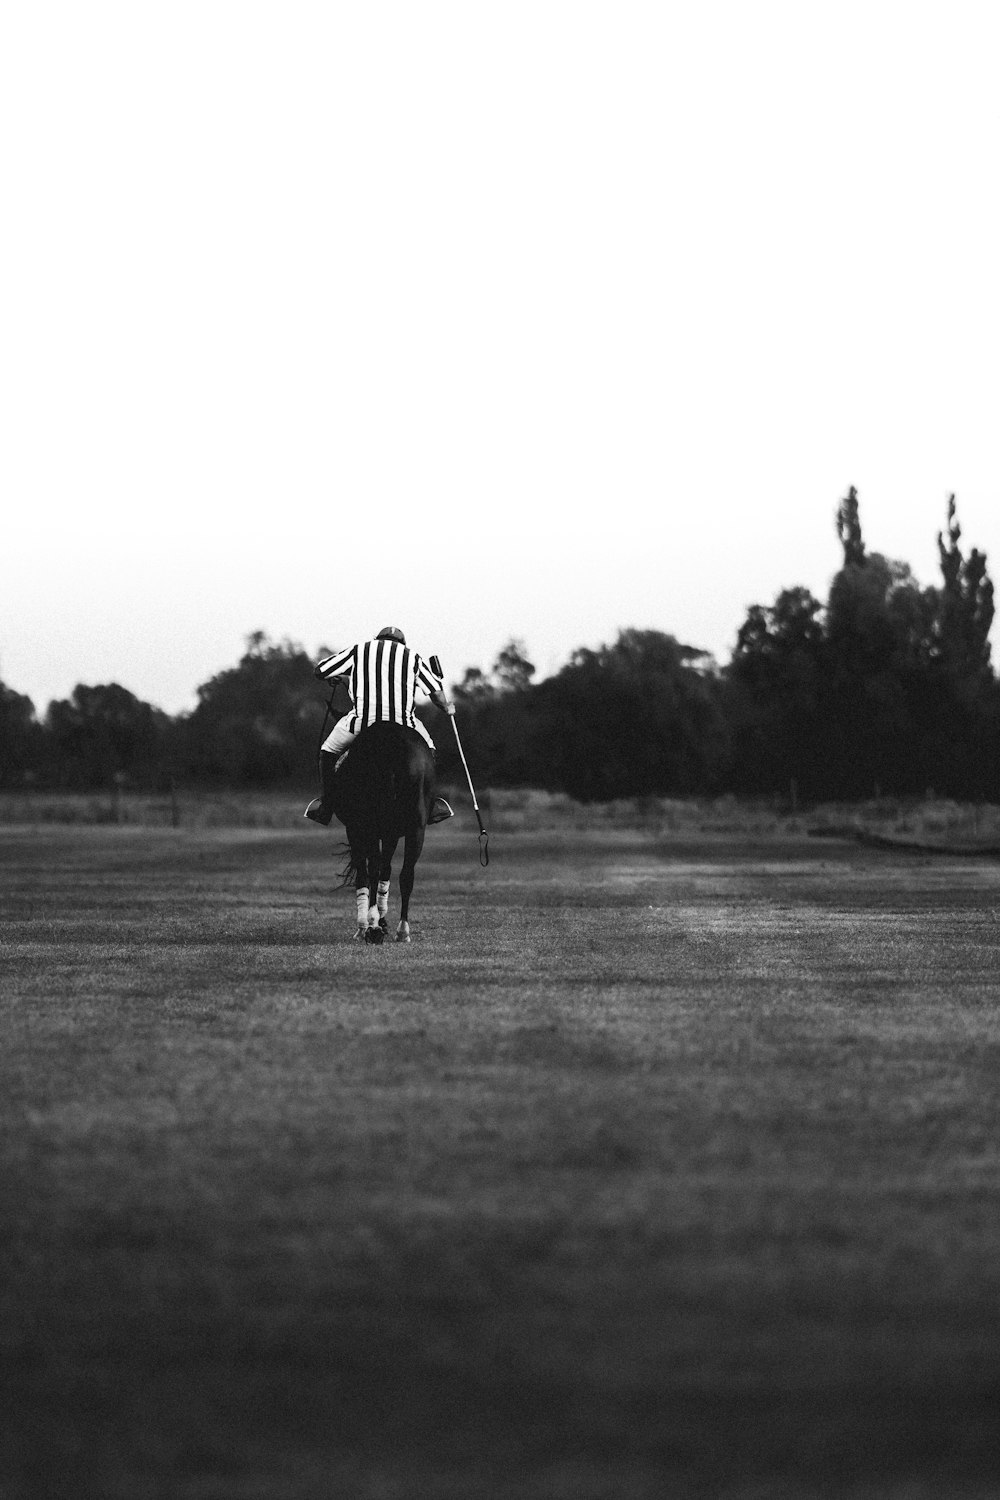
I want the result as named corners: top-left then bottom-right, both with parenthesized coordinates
top-left (1, 821), bottom-right (999, 1498)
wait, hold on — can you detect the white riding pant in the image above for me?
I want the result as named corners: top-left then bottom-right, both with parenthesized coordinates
top-left (322, 714), bottom-right (435, 757)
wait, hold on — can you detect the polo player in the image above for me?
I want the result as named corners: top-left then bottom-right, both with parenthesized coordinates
top-left (304, 625), bottom-right (455, 828)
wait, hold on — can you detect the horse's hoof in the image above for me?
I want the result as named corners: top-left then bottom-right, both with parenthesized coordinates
top-left (396, 922), bottom-right (411, 943)
top-left (365, 925), bottom-right (385, 945)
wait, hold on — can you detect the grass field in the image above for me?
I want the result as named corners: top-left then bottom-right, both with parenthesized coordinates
top-left (2, 811), bottom-right (1000, 1499)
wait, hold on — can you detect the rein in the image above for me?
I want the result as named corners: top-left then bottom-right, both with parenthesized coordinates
top-left (317, 691), bottom-right (337, 779)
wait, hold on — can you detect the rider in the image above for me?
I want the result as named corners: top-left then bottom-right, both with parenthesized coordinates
top-left (304, 625), bottom-right (456, 827)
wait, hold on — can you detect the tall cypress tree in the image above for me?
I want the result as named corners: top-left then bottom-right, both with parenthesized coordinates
top-left (936, 494), bottom-right (995, 683)
top-left (835, 485), bottom-right (866, 568)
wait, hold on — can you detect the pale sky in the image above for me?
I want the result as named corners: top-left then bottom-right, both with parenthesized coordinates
top-left (2, 1), bottom-right (999, 715)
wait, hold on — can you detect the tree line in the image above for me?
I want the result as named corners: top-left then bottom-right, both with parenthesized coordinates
top-left (2, 492), bottom-right (997, 803)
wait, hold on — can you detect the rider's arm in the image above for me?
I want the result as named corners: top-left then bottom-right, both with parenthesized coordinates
top-left (429, 686), bottom-right (456, 715)
top-left (415, 653), bottom-right (454, 714)
top-left (314, 646), bottom-right (354, 681)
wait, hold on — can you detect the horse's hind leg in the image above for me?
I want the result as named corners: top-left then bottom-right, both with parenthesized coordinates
top-left (376, 839), bottom-right (398, 935)
top-left (348, 834), bottom-right (377, 941)
top-left (396, 825), bottom-right (425, 943)
top-left (361, 838), bottom-right (386, 943)
top-left (353, 859), bottom-right (371, 940)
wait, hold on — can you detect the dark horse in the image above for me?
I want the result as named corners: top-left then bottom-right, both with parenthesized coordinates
top-left (330, 722), bottom-right (436, 943)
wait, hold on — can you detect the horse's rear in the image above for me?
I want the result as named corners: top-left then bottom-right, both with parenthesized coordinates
top-left (334, 723), bottom-right (435, 943)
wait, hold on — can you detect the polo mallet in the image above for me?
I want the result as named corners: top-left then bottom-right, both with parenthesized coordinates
top-left (451, 713), bottom-right (489, 865)
top-left (430, 656), bottom-right (488, 867)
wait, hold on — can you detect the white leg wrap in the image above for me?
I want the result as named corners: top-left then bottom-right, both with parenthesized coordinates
top-left (356, 888), bottom-right (370, 928)
top-left (376, 880), bottom-right (390, 917)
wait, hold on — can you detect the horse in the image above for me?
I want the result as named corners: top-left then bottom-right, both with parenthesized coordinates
top-left (329, 721), bottom-right (436, 943)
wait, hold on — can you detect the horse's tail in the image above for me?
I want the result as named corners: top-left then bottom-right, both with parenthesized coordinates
top-left (336, 841), bottom-right (358, 889)
top-left (336, 727), bottom-right (398, 889)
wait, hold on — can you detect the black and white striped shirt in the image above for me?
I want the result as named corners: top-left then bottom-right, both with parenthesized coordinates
top-left (316, 639), bottom-right (443, 734)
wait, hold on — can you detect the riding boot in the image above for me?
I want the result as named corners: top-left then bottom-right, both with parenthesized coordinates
top-left (303, 750), bottom-right (339, 826)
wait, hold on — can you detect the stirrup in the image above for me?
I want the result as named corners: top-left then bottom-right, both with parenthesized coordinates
top-left (303, 798), bottom-right (334, 826)
top-left (428, 796), bottom-right (454, 826)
